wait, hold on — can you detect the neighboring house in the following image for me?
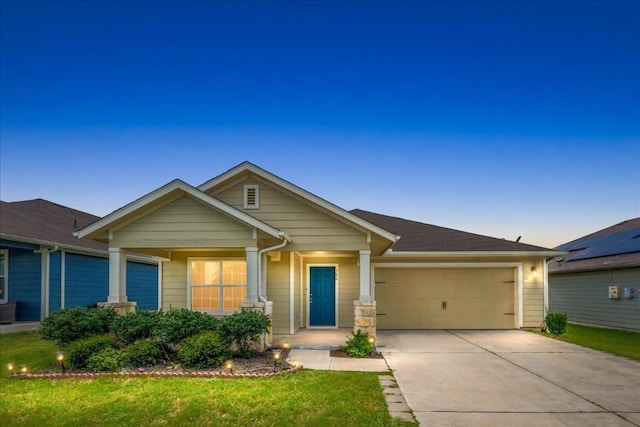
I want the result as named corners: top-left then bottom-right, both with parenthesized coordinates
top-left (548, 218), bottom-right (640, 331)
top-left (0, 199), bottom-right (159, 322)
top-left (77, 162), bottom-right (560, 336)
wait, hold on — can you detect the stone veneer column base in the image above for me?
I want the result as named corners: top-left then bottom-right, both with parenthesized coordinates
top-left (239, 301), bottom-right (269, 350)
top-left (98, 302), bottom-right (137, 315)
top-left (353, 300), bottom-right (376, 338)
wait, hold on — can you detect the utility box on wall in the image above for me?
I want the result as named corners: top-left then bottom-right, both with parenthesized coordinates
top-left (623, 288), bottom-right (634, 299)
top-left (608, 285), bottom-right (620, 299)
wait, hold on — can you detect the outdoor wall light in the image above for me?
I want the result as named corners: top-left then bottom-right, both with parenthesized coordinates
top-left (55, 351), bottom-right (66, 374)
top-left (225, 360), bottom-right (233, 373)
top-left (531, 266), bottom-right (538, 277)
top-left (272, 350), bottom-right (282, 372)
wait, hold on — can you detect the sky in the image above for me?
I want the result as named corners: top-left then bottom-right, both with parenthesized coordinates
top-left (1, 0), bottom-right (638, 249)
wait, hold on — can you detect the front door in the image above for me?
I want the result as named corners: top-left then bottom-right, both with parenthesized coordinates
top-left (309, 266), bottom-right (336, 327)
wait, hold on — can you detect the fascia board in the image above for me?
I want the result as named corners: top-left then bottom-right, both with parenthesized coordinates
top-left (381, 250), bottom-right (567, 258)
top-left (76, 179), bottom-right (284, 241)
top-left (198, 162), bottom-right (398, 243)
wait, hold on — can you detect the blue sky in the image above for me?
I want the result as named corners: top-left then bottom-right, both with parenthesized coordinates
top-left (1, 0), bottom-right (638, 248)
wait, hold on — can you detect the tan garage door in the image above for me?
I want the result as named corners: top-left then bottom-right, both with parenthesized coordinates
top-left (376, 268), bottom-right (516, 329)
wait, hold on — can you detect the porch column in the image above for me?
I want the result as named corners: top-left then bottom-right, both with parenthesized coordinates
top-left (108, 248), bottom-right (127, 303)
top-left (359, 250), bottom-right (372, 302)
top-left (245, 247), bottom-right (259, 302)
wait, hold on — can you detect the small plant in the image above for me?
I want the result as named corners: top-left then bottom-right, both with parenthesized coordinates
top-left (545, 312), bottom-right (568, 336)
top-left (40, 307), bottom-right (117, 345)
top-left (111, 310), bottom-right (162, 345)
top-left (67, 334), bottom-right (121, 369)
top-left (125, 339), bottom-right (166, 367)
top-left (152, 308), bottom-right (219, 346)
top-left (178, 331), bottom-right (231, 369)
top-left (218, 310), bottom-right (271, 358)
top-left (87, 347), bottom-right (127, 372)
top-left (340, 330), bottom-right (373, 358)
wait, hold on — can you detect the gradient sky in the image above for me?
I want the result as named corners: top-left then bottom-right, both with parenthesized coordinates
top-left (1, 0), bottom-right (639, 249)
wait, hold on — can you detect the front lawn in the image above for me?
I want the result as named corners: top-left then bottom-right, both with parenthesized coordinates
top-left (0, 331), bottom-right (415, 426)
top-left (535, 323), bottom-right (640, 361)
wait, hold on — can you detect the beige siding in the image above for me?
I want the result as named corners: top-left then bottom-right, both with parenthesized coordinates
top-left (267, 252), bottom-right (291, 335)
top-left (523, 258), bottom-right (545, 328)
top-left (212, 179), bottom-right (369, 251)
top-left (303, 256), bottom-right (359, 328)
top-left (112, 195), bottom-right (255, 248)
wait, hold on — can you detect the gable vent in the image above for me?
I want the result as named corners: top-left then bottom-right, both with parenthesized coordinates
top-left (244, 185), bottom-right (259, 209)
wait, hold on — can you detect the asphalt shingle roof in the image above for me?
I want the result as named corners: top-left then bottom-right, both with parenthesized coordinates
top-left (0, 199), bottom-right (106, 251)
top-left (350, 209), bottom-right (551, 252)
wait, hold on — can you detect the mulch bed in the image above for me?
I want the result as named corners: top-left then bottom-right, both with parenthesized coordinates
top-left (9, 349), bottom-right (300, 380)
top-left (329, 349), bottom-right (384, 359)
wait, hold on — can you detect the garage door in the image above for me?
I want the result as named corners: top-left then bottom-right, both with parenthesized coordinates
top-left (376, 268), bottom-right (516, 329)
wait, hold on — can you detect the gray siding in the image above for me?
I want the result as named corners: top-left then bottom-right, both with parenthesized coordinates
top-left (549, 268), bottom-right (640, 331)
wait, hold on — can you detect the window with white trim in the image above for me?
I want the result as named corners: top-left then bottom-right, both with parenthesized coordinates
top-left (243, 184), bottom-right (259, 209)
top-left (189, 259), bottom-right (247, 313)
top-left (0, 250), bottom-right (7, 303)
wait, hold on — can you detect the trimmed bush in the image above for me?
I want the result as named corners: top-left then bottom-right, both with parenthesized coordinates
top-left (125, 339), bottom-right (166, 367)
top-left (340, 330), bottom-right (373, 358)
top-left (67, 334), bottom-right (121, 369)
top-left (178, 331), bottom-right (231, 369)
top-left (545, 312), bottom-right (568, 336)
top-left (111, 310), bottom-right (162, 345)
top-left (218, 310), bottom-right (271, 358)
top-left (87, 347), bottom-right (127, 372)
top-left (153, 308), bottom-right (220, 345)
top-left (40, 307), bottom-right (117, 345)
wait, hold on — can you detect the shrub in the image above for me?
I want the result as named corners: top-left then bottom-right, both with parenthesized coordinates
top-left (545, 312), bottom-right (568, 336)
top-left (152, 308), bottom-right (219, 345)
top-left (87, 347), bottom-right (127, 372)
top-left (111, 310), bottom-right (162, 345)
top-left (125, 339), bottom-right (166, 367)
top-left (40, 307), bottom-right (117, 345)
top-left (218, 310), bottom-right (271, 358)
top-left (340, 330), bottom-right (373, 358)
top-left (178, 331), bottom-right (231, 369)
top-left (67, 334), bottom-right (121, 369)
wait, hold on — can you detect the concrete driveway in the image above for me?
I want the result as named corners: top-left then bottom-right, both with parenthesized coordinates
top-left (378, 330), bottom-right (640, 427)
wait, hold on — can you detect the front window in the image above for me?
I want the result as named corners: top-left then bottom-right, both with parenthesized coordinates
top-left (0, 250), bottom-right (7, 303)
top-left (189, 259), bottom-right (246, 313)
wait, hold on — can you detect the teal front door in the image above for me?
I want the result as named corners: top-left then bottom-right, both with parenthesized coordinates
top-left (309, 266), bottom-right (336, 326)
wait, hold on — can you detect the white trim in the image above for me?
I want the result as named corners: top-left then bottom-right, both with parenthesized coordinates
top-left (157, 259), bottom-right (163, 311)
top-left (306, 264), bottom-right (339, 328)
top-left (373, 262), bottom-right (524, 329)
top-left (298, 253), bottom-right (304, 328)
top-left (0, 249), bottom-right (8, 304)
top-left (382, 250), bottom-right (565, 258)
top-left (197, 162), bottom-right (398, 244)
top-left (543, 259), bottom-right (549, 316)
top-left (40, 246), bottom-right (49, 320)
top-left (60, 251), bottom-right (66, 309)
top-left (289, 253), bottom-right (295, 334)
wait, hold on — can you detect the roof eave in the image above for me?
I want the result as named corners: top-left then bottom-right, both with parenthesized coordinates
top-left (381, 250), bottom-right (567, 258)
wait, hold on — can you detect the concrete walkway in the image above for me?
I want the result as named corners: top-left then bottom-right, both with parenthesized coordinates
top-left (378, 330), bottom-right (640, 427)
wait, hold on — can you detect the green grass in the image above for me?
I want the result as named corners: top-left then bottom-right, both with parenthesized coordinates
top-left (0, 332), bottom-right (416, 426)
top-left (535, 323), bottom-right (640, 361)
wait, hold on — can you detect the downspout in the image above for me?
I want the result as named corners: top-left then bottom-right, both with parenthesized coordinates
top-left (256, 232), bottom-right (291, 348)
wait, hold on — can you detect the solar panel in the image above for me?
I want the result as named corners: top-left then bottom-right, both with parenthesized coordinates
top-left (560, 228), bottom-right (640, 261)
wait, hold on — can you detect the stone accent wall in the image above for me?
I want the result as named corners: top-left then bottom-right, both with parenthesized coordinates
top-left (98, 302), bottom-right (137, 315)
top-left (353, 300), bottom-right (376, 338)
top-left (239, 300), bottom-right (269, 350)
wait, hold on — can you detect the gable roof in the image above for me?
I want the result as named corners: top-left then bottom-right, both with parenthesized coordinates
top-left (76, 179), bottom-right (289, 243)
top-left (350, 209), bottom-right (555, 254)
top-left (1, 199), bottom-right (108, 252)
top-left (550, 217), bottom-right (640, 273)
top-left (198, 161), bottom-right (399, 245)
